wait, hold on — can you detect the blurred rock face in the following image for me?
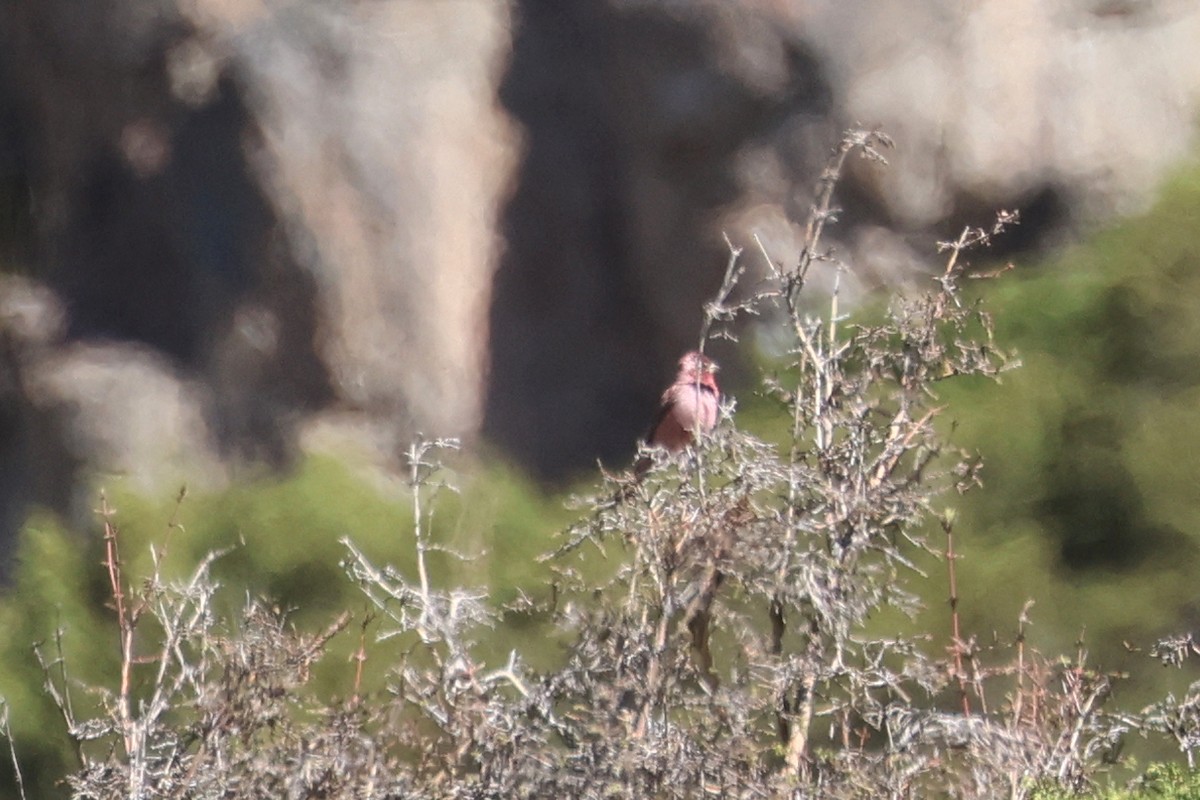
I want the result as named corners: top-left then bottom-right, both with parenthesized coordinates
top-left (201, 2), bottom-right (518, 438)
top-left (803, 0), bottom-right (1200, 226)
top-left (1, 0), bottom-right (1199, 527)
top-left (0, 0), bottom-right (518, 538)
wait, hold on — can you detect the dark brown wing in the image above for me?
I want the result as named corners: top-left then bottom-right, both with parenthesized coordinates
top-left (645, 391), bottom-right (679, 447)
top-left (634, 389), bottom-right (680, 477)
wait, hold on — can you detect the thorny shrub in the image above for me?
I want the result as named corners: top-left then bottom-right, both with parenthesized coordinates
top-left (10, 131), bottom-right (1200, 799)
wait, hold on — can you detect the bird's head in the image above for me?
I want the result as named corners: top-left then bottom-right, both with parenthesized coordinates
top-left (677, 351), bottom-right (719, 391)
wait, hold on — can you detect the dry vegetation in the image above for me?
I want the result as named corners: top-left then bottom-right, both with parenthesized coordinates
top-left (9, 131), bottom-right (1200, 799)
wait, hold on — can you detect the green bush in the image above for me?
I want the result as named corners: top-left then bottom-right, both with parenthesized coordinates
top-left (932, 160), bottom-right (1200, 726)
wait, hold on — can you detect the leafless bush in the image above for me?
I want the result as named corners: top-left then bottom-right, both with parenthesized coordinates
top-left (509, 130), bottom-right (1122, 799)
top-left (1118, 633), bottom-right (1200, 770)
top-left (19, 130), bottom-right (1192, 799)
top-left (31, 495), bottom-right (411, 800)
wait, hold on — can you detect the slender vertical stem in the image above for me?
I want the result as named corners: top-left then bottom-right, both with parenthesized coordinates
top-left (786, 673), bottom-right (817, 777)
top-left (944, 515), bottom-right (971, 716)
top-left (1, 704), bottom-right (28, 800)
top-left (408, 441), bottom-right (431, 627)
top-left (100, 495), bottom-right (136, 757)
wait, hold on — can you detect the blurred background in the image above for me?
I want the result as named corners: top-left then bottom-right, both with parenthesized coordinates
top-left (3, 0), bottom-right (1200, 793)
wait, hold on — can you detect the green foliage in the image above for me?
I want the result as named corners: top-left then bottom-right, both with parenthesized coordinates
top-left (0, 512), bottom-right (117, 799)
top-left (1032, 762), bottom-right (1200, 799)
top-left (933, 160), bottom-right (1200, 670)
top-left (1130, 763), bottom-right (1200, 800)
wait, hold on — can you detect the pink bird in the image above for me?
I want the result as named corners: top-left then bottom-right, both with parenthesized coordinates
top-left (636, 351), bottom-right (720, 475)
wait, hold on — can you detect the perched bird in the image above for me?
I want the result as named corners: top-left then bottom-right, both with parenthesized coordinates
top-left (636, 351), bottom-right (720, 475)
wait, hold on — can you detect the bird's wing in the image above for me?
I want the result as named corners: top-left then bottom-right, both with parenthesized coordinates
top-left (646, 383), bottom-right (688, 445)
top-left (645, 395), bottom-right (677, 445)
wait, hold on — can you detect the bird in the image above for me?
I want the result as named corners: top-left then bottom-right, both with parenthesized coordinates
top-left (635, 351), bottom-right (720, 475)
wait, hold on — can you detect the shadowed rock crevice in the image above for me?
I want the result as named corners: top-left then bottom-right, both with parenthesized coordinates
top-left (44, 68), bottom-right (333, 461)
top-left (55, 78), bottom-right (257, 361)
top-left (485, 0), bottom-right (832, 480)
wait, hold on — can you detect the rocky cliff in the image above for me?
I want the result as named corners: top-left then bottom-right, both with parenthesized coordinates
top-left (0, 0), bottom-right (1197, 546)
